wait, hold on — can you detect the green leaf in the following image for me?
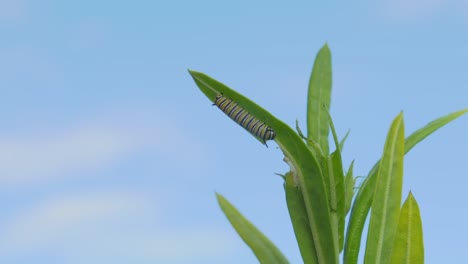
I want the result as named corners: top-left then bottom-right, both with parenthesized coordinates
top-left (297, 120), bottom-right (320, 151)
top-left (343, 108), bottom-right (468, 264)
top-left (190, 70), bottom-right (338, 264)
top-left (391, 192), bottom-right (424, 264)
top-left (296, 120), bottom-right (328, 191)
top-left (325, 108), bottom-right (345, 252)
top-left (307, 44), bottom-right (332, 155)
top-left (284, 172), bottom-right (318, 264)
top-left (364, 113), bottom-right (405, 264)
top-left (216, 193), bottom-right (289, 264)
top-left (296, 119), bottom-right (307, 140)
top-left (344, 160), bottom-right (356, 216)
top-left (328, 151), bottom-right (345, 252)
top-left (405, 109), bottom-right (468, 151)
top-left (339, 130), bottom-right (351, 151)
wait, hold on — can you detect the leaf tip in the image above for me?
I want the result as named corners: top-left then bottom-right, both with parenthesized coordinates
top-left (274, 173), bottom-right (286, 180)
top-left (394, 111), bottom-right (405, 126)
top-left (322, 42), bottom-right (330, 50)
top-left (318, 42), bottom-right (331, 58)
top-left (187, 69), bottom-right (202, 78)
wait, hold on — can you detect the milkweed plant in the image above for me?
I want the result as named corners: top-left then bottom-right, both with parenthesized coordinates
top-left (188, 44), bottom-right (467, 264)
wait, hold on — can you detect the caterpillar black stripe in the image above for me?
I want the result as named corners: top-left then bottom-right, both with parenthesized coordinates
top-left (214, 94), bottom-right (276, 146)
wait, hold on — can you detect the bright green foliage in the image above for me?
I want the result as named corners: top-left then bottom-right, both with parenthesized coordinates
top-left (284, 172), bottom-right (318, 264)
top-left (326, 109), bottom-right (346, 252)
top-left (216, 193), bottom-right (289, 264)
top-left (405, 109), bottom-right (468, 150)
top-left (189, 68), bottom-right (338, 264)
top-left (190, 44), bottom-right (466, 264)
top-left (343, 108), bottom-right (468, 264)
top-left (391, 192), bottom-right (424, 264)
top-left (364, 113), bottom-right (405, 264)
top-left (339, 130), bottom-right (351, 151)
top-left (343, 161), bottom-right (355, 216)
top-left (307, 44), bottom-right (332, 155)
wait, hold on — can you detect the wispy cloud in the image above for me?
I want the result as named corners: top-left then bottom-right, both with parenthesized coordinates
top-left (0, 190), bottom-right (155, 252)
top-left (380, 0), bottom-right (446, 22)
top-left (0, 191), bottom-right (234, 263)
top-left (0, 123), bottom-right (144, 184)
top-left (0, 111), bottom-right (207, 184)
top-left (459, 0), bottom-right (468, 18)
top-left (0, 0), bottom-right (27, 24)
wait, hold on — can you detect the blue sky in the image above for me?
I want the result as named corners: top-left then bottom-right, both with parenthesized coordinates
top-left (0, 0), bottom-right (467, 263)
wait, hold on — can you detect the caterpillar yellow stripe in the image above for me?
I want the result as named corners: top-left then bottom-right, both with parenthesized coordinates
top-left (214, 94), bottom-right (276, 146)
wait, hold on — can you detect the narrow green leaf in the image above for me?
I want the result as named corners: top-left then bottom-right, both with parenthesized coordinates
top-left (190, 70), bottom-right (338, 264)
top-left (344, 160), bottom-right (356, 215)
top-left (296, 120), bottom-right (328, 195)
top-left (307, 44), bottom-right (332, 155)
top-left (216, 193), bottom-right (289, 264)
top-left (339, 130), bottom-right (351, 151)
top-left (296, 119), bottom-right (307, 140)
top-left (325, 108), bottom-right (345, 252)
top-left (328, 151), bottom-right (345, 252)
top-left (405, 109), bottom-right (468, 150)
top-left (284, 172), bottom-right (318, 264)
top-left (344, 108), bottom-right (468, 264)
top-left (364, 113), bottom-right (405, 264)
top-left (391, 192), bottom-right (424, 264)
top-left (297, 120), bottom-right (319, 150)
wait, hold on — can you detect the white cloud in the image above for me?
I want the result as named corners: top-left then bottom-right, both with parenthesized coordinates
top-left (458, 0), bottom-right (468, 17)
top-left (0, 191), bottom-right (234, 263)
top-left (0, 111), bottom-right (207, 184)
top-left (380, 0), bottom-right (446, 22)
top-left (0, 190), bottom-right (154, 252)
top-left (377, 0), bottom-right (468, 24)
top-left (0, 0), bottom-right (27, 24)
top-left (0, 123), bottom-right (143, 184)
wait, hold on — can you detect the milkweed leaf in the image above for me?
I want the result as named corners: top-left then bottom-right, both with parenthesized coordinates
top-left (364, 113), bottom-right (404, 264)
top-left (190, 70), bottom-right (338, 264)
top-left (390, 192), bottom-right (424, 264)
top-left (343, 108), bottom-right (468, 264)
top-left (284, 173), bottom-right (318, 264)
top-left (307, 44), bottom-right (332, 155)
top-left (216, 193), bottom-right (289, 264)
top-left (344, 160), bottom-right (356, 215)
top-left (325, 107), bottom-right (345, 252)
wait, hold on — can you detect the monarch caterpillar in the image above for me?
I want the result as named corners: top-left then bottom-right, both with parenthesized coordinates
top-left (214, 94), bottom-right (276, 146)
